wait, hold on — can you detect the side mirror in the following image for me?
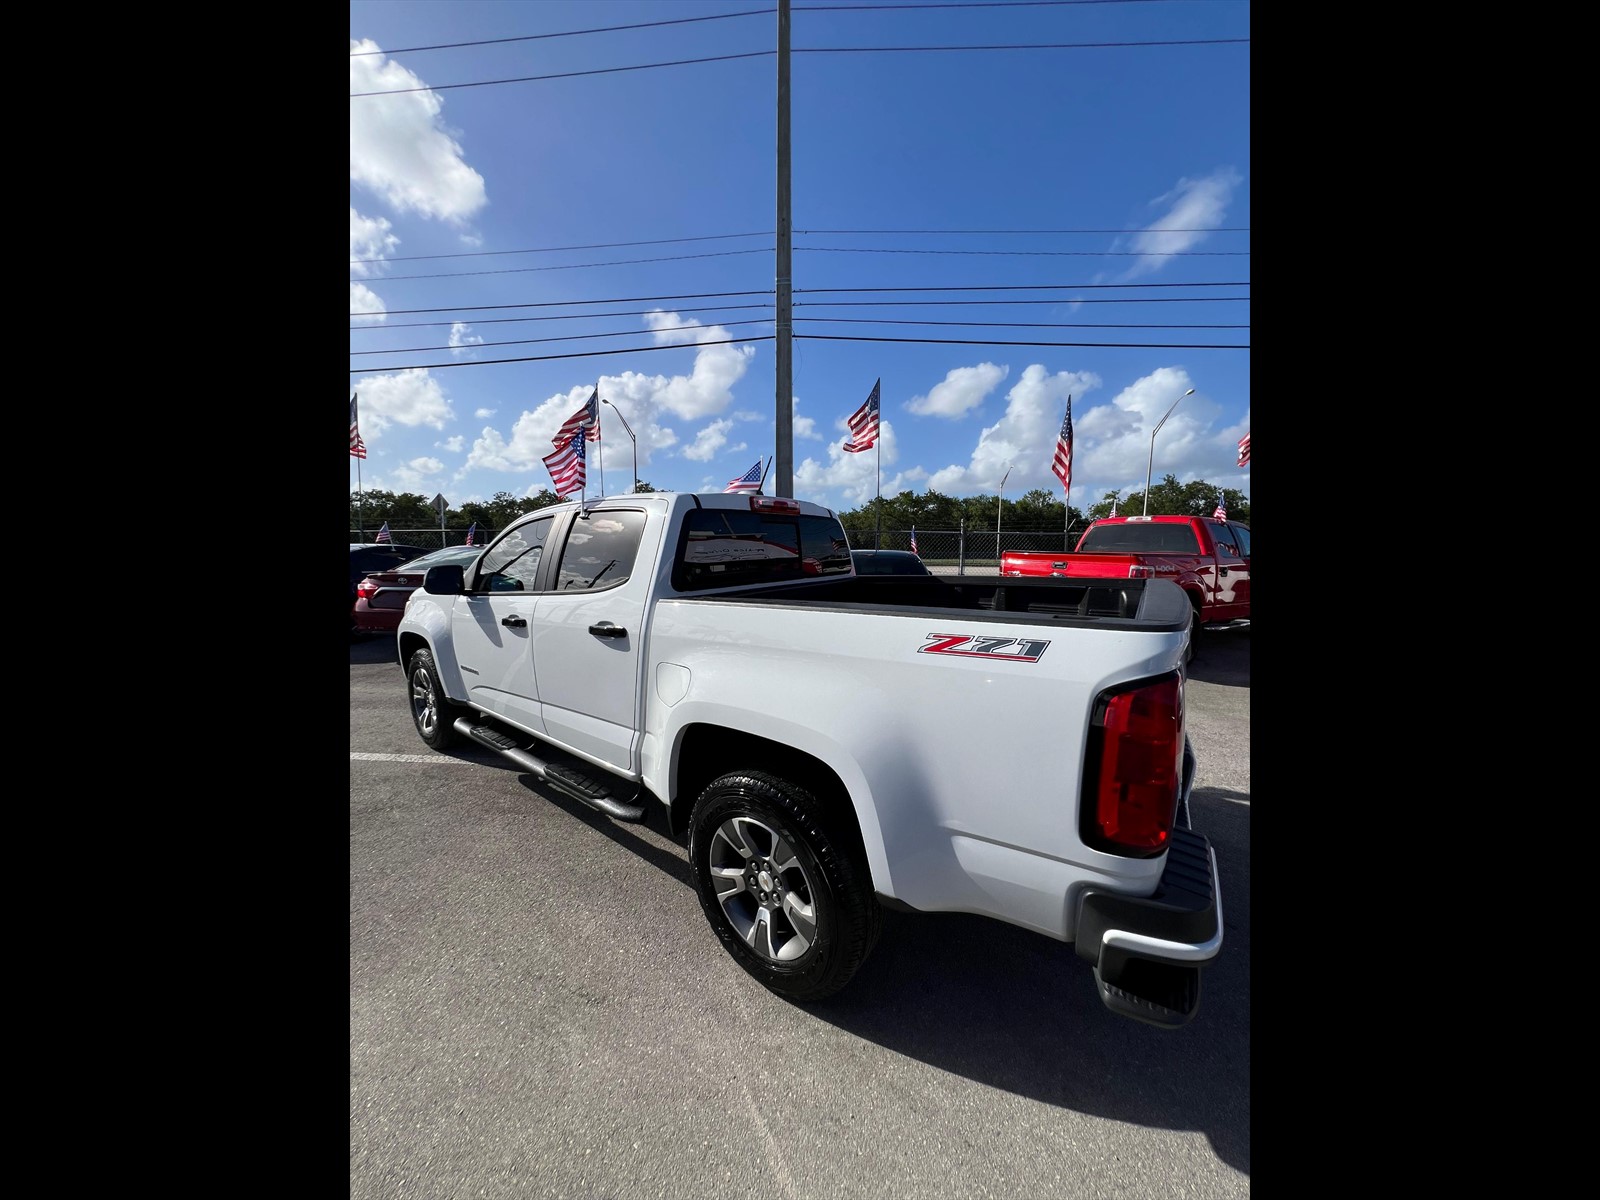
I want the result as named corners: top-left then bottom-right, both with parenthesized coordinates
top-left (423, 564), bottom-right (465, 595)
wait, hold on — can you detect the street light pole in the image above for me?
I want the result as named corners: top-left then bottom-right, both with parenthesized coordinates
top-left (1143, 388), bottom-right (1195, 516)
top-left (601, 397), bottom-right (637, 493)
top-left (996, 462), bottom-right (1011, 564)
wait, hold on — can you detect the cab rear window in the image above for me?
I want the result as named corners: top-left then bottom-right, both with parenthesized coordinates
top-left (672, 510), bottom-right (853, 591)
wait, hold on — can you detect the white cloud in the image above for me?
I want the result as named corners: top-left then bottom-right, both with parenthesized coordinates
top-left (681, 419), bottom-right (738, 462)
top-left (350, 370), bottom-right (455, 442)
top-left (1119, 167), bottom-right (1243, 280)
top-left (449, 322), bottom-right (483, 355)
top-left (456, 310), bottom-right (759, 484)
top-left (473, 407), bottom-right (496, 419)
top-left (350, 283), bottom-right (387, 323)
top-left (349, 40), bottom-right (488, 224)
top-left (349, 208), bottom-right (399, 278)
top-left (438, 436), bottom-right (465, 453)
top-left (905, 363), bottom-right (1008, 418)
top-left (922, 364), bottom-right (1096, 495)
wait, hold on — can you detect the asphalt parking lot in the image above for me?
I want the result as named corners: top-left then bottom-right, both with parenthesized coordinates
top-left (350, 629), bottom-right (1250, 1199)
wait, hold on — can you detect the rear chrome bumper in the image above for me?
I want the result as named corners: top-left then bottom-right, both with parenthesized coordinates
top-left (1074, 823), bottom-right (1223, 1029)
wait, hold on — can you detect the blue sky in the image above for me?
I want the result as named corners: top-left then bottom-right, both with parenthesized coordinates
top-left (350, 0), bottom-right (1249, 514)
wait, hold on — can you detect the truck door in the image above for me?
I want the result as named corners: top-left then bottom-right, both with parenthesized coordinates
top-left (450, 512), bottom-right (559, 733)
top-left (531, 508), bottom-right (656, 772)
top-left (1208, 521), bottom-right (1250, 622)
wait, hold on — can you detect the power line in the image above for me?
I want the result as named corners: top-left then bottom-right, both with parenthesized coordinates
top-left (353, 304), bottom-right (777, 332)
top-left (797, 296), bottom-right (1248, 305)
top-left (795, 39), bottom-right (1246, 52)
top-left (799, 226), bottom-right (1247, 234)
top-left (352, 226), bottom-right (1246, 266)
top-left (796, 281), bottom-right (1248, 292)
top-left (351, 39), bottom-right (1245, 97)
top-left (352, 9), bottom-right (773, 57)
top-left (797, 1), bottom-right (1168, 9)
top-left (353, 283), bottom-right (1243, 318)
top-left (351, 319), bottom-right (779, 357)
top-left (796, 317), bottom-right (1247, 329)
top-left (361, 249), bottom-right (771, 282)
top-left (798, 333), bottom-right (1247, 348)
top-left (353, 313), bottom-right (1247, 355)
top-left (352, 52), bottom-right (773, 97)
top-left (352, 232), bottom-right (770, 266)
top-left (350, 336), bottom-right (776, 375)
top-left (799, 246), bottom-right (1247, 256)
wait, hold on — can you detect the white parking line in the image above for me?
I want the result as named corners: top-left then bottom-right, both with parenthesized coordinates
top-left (350, 752), bottom-right (479, 765)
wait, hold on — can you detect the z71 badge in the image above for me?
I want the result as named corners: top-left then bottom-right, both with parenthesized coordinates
top-left (917, 633), bottom-right (1050, 662)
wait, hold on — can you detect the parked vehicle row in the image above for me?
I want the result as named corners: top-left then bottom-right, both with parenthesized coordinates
top-left (353, 545), bottom-right (484, 636)
top-left (350, 542), bottom-right (431, 636)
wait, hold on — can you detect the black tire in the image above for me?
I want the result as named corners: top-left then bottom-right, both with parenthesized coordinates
top-left (687, 770), bottom-right (880, 1003)
top-left (406, 647), bottom-right (465, 750)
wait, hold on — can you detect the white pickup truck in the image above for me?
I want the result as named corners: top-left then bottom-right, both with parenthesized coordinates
top-left (396, 491), bottom-right (1223, 1028)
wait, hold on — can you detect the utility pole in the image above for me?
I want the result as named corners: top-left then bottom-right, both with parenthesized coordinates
top-left (774, 0), bottom-right (793, 498)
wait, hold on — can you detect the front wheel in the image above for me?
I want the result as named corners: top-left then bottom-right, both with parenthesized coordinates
top-left (406, 647), bottom-right (464, 750)
top-left (688, 770), bottom-right (880, 1003)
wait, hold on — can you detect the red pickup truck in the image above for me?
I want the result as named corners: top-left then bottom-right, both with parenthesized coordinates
top-left (1001, 514), bottom-right (1250, 654)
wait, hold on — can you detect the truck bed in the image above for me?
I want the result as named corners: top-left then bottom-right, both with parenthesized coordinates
top-left (679, 573), bottom-right (1192, 629)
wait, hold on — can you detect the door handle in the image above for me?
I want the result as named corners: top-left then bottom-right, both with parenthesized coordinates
top-left (589, 622), bottom-right (627, 639)
top-left (501, 615), bottom-right (527, 628)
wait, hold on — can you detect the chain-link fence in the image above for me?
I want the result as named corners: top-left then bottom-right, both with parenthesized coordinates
top-left (351, 523), bottom-right (1087, 574)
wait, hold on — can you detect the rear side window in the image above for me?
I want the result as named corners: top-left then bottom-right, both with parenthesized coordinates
top-left (673, 511), bottom-right (853, 591)
top-left (554, 510), bottom-right (648, 592)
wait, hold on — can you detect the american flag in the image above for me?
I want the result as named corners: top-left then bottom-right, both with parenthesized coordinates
top-left (724, 459), bottom-right (763, 493)
top-left (1213, 494), bottom-right (1227, 520)
top-left (375, 521), bottom-right (391, 544)
top-left (1237, 432), bottom-right (1250, 467)
top-left (842, 379), bottom-right (881, 453)
top-left (555, 388), bottom-right (601, 447)
top-left (1050, 396), bottom-right (1073, 493)
top-left (910, 526), bottom-right (919, 556)
top-left (465, 522), bottom-right (477, 546)
top-left (350, 393), bottom-right (367, 459)
top-left (543, 432), bottom-right (587, 496)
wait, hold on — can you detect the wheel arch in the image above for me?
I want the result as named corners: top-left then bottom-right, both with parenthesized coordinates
top-left (667, 725), bottom-right (874, 887)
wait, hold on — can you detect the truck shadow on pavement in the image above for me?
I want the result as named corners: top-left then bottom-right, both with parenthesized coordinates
top-left (1187, 628), bottom-right (1250, 685)
top-left (512, 765), bottom-right (1251, 1175)
top-left (807, 787), bottom-right (1251, 1174)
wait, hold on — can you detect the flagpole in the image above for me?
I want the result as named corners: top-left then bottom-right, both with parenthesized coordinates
top-left (596, 381), bottom-right (605, 497)
top-left (875, 427), bottom-right (882, 549)
top-left (757, 455), bottom-right (773, 493)
top-left (353, 391), bottom-right (366, 540)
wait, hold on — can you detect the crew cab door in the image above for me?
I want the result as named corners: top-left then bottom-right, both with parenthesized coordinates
top-left (1207, 521), bottom-right (1250, 622)
top-left (531, 507), bottom-right (657, 772)
top-left (450, 512), bottom-right (560, 733)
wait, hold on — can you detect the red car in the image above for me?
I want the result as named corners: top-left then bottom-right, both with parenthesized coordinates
top-left (353, 545), bottom-right (484, 636)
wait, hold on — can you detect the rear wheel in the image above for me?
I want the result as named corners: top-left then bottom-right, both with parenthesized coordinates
top-left (688, 770), bottom-right (880, 1003)
top-left (406, 647), bottom-right (464, 750)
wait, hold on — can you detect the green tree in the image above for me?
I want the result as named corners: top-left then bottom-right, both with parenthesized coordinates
top-left (1122, 475), bottom-right (1250, 523)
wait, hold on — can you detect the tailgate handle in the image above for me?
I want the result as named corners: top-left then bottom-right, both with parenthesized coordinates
top-left (501, 615), bottom-right (527, 628)
top-left (589, 622), bottom-right (627, 639)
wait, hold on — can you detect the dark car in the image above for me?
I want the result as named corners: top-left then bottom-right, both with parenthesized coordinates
top-left (353, 545), bottom-right (484, 635)
top-left (851, 549), bottom-right (932, 576)
top-left (351, 541), bottom-right (432, 634)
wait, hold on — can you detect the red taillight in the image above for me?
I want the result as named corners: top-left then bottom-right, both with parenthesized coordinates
top-left (1084, 673), bottom-right (1184, 856)
top-left (357, 580), bottom-right (378, 600)
top-left (1127, 564), bottom-right (1153, 578)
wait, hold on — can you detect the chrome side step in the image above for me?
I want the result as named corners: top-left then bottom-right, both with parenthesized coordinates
top-left (454, 718), bottom-right (647, 822)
